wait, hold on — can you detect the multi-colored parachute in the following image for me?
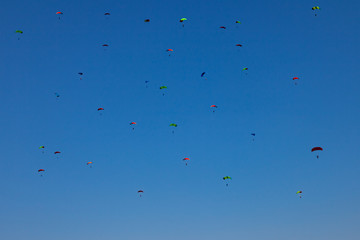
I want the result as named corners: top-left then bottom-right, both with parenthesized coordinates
top-left (56, 12), bottom-right (63, 20)
top-left (210, 105), bottom-right (218, 112)
top-left (311, 147), bottom-right (323, 159)
top-left (296, 190), bottom-right (303, 198)
top-left (180, 18), bottom-right (187, 27)
top-left (312, 6), bottom-right (320, 16)
top-left (170, 123), bottom-right (177, 133)
top-left (39, 146), bottom-right (45, 154)
top-left (39, 146), bottom-right (45, 149)
top-left (183, 157), bottom-right (190, 166)
top-left (87, 162), bottom-right (93, 168)
top-left (242, 67), bottom-right (248, 71)
top-left (235, 20), bottom-right (241, 24)
top-left (166, 49), bottom-right (173, 56)
top-left (223, 176), bottom-right (232, 186)
top-left (130, 122), bottom-right (137, 130)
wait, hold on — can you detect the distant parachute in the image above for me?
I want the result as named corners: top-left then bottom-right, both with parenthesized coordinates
top-left (54, 92), bottom-right (60, 98)
top-left (166, 49), bottom-right (174, 56)
top-left (78, 72), bottom-right (83, 80)
top-left (183, 157), bottom-right (190, 166)
top-left (312, 6), bottom-right (320, 16)
top-left (39, 146), bottom-right (45, 154)
top-left (144, 19), bottom-right (150, 22)
top-left (242, 67), bottom-right (248, 71)
top-left (170, 123), bottom-right (178, 133)
top-left (293, 77), bottom-right (299, 85)
top-left (138, 190), bottom-right (144, 197)
top-left (104, 13), bottom-right (110, 15)
top-left (236, 44), bottom-right (243, 47)
top-left (54, 151), bottom-right (61, 154)
top-left (311, 147), bottom-right (323, 159)
top-left (38, 169), bottom-right (45, 176)
top-left (97, 108), bottom-right (104, 111)
top-left (223, 176), bottom-right (232, 186)
top-left (235, 21), bottom-right (241, 24)
top-left (87, 162), bottom-right (93, 168)
top-left (251, 133), bottom-right (256, 141)
top-left (56, 12), bottom-right (63, 20)
top-left (219, 26), bottom-right (226, 29)
top-left (130, 122), bottom-right (137, 130)
top-left (179, 18), bottom-right (187, 27)
top-left (296, 190), bottom-right (303, 198)
top-left (210, 105), bottom-right (218, 112)
top-left (160, 86), bottom-right (167, 96)
top-left (15, 30), bottom-right (23, 40)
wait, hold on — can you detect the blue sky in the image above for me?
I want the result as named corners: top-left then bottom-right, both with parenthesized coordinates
top-left (0, 0), bottom-right (359, 239)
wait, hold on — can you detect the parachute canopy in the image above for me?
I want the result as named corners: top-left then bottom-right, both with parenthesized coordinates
top-left (144, 19), bottom-right (150, 22)
top-left (293, 77), bottom-right (299, 80)
top-left (220, 26), bottom-right (226, 29)
top-left (235, 21), bottom-right (241, 24)
top-left (78, 72), bottom-right (83, 76)
top-left (183, 158), bottom-right (190, 161)
top-left (39, 146), bottom-right (45, 149)
top-left (236, 44), bottom-right (243, 47)
top-left (104, 13), bottom-right (110, 15)
top-left (97, 108), bottom-right (104, 111)
top-left (223, 176), bottom-right (232, 180)
top-left (54, 151), bottom-right (61, 154)
top-left (180, 18), bottom-right (187, 22)
top-left (130, 122), bottom-right (137, 125)
top-left (102, 44), bottom-right (109, 47)
top-left (311, 147), bottom-right (323, 152)
top-left (242, 67), bottom-right (248, 71)
top-left (296, 191), bottom-right (302, 194)
top-left (56, 12), bottom-right (63, 15)
top-left (312, 6), bottom-right (320, 10)
top-left (138, 190), bottom-right (144, 193)
top-left (210, 105), bottom-right (218, 108)
top-left (16, 30), bottom-right (23, 34)
top-left (38, 169), bottom-right (45, 172)
top-left (251, 133), bottom-right (256, 136)
top-left (87, 162), bottom-right (92, 165)
top-left (201, 72), bottom-right (206, 77)
top-left (160, 86), bottom-right (167, 89)
top-left (166, 49), bottom-right (174, 52)
top-left (170, 123), bottom-right (178, 127)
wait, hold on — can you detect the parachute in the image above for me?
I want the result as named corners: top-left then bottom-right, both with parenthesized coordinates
top-left (183, 157), bottom-right (190, 166)
top-left (219, 26), bottom-right (226, 29)
top-left (311, 147), bottom-right (323, 159)
top-left (242, 67), bottom-right (248, 71)
top-left (56, 12), bottom-right (63, 20)
top-left (78, 72), bottom-right (83, 80)
top-left (97, 108), bottom-right (104, 111)
top-left (201, 72), bottom-right (206, 77)
top-left (15, 30), bottom-right (23, 40)
top-left (210, 105), bottom-right (218, 112)
top-left (144, 19), bottom-right (150, 22)
top-left (87, 162), bottom-right (93, 168)
top-left (39, 146), bottom-right (45, 154)
top-left (138, 190), bottom-right (144, 197)
top-left (54, 92), bottom-right (60, 98)
top-left (296, 191), bottom-right (303, 198)
top-left (160, 86), bottom-right (167, 96)
top-left (236, 44), bottom-right (243, 47)
top-left (235, 21), bottom-right (241, 24)
top-left (180, 18), bottom-right (187, 27)
top-left (251, 133), bottom-right (255, 141)
top-left (38, 169), bottom-right (45, 176)
top-left (223, 176), bottom-right (232, 186)
top-left (293, 77), bottom-right (299, 85)
top-left (54, 151), bottom-right (61, 154)
top-left (104, 13), bottom-right (110, 15)
top-left (312, 6), bottom-right (320, 16)
top-left (170, 123), bottom-right (177, 133)
top-left (130, 122), bottom-right (136, 130)
top-left (166, 49), bottom-right (173, 56)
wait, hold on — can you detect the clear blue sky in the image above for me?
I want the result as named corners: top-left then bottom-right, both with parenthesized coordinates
top-left (0, 0), bottom-right (359, 239)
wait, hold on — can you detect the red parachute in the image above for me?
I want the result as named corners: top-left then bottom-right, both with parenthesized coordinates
top-left (183, 157), bottom-right (190, 166)
top-left (236, 44), bottom-right (243, 47)
top-left (97, 108), bottom-right (104, 111)
top-left (311, 147), bottom-right (323, 159)
top-left (38, 169), bottom-right (45, 172)
top-left (54, 151), bottom-right (61, 154)
top-left (138, 190), bottom-right (144, 197)
top-left (220, 26), bottom-right (226, 29)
